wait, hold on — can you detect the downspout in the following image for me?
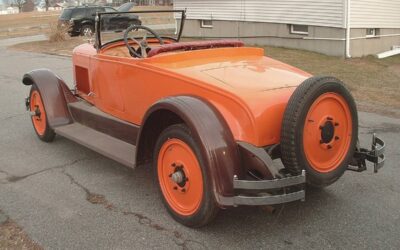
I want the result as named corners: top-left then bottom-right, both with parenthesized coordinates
top-left (345, 0), bottom-right (351, 58)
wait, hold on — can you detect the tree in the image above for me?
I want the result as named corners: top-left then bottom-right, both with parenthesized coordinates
top-left (12, 0), bottom-right (26, 12)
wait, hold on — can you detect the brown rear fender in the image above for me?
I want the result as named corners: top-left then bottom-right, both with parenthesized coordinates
top-left (136, 96), bottom-right (243, 205)
top-left (22, 69), bottom-right (77, 128)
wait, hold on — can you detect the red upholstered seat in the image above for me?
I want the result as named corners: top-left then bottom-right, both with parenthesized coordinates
top-left (147, 39), bottom-right (244, 57)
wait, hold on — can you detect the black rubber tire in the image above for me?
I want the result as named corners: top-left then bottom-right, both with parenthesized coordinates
top-left (153, 124), bottom-right (219, 227)
top-left (280, 76), bottom-right (358, 187)
top-left (29, 85), bottom-right (56, 142)
top-left (80, 24), bottom-right (94, 36)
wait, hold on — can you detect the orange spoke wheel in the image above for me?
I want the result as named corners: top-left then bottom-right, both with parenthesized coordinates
top-left (29, 85), bottom-right (55, 142)
top-left (281, 77), bottom-right (358, 187)
top-left (154, 124), bottom-right (218, 227)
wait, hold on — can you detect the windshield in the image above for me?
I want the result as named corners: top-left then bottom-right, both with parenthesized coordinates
top-left (97, 10), bottom-right (185, 48)
top-left (59, 9), bottom-right (72, 20)
top-left (117, 2), bottom-right (135, 12)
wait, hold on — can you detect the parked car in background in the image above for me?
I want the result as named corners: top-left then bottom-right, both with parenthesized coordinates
top-left (59, 3), bottom-right (140, 36)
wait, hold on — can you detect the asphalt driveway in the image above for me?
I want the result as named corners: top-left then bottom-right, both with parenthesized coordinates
top-left (0, 36), bottom-right (399, 249)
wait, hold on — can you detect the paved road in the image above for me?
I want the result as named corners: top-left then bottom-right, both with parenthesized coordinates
top-left (0, 37), bottom-right (399, 250)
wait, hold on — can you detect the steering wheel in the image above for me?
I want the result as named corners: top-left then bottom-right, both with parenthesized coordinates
top-left (123, 25), bottom-right (164, 58)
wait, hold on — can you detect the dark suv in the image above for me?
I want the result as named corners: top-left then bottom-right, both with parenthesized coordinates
top-left (59, 3), bottom-right (141, 36)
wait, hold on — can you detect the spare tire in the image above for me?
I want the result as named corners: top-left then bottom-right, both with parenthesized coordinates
top-left (280, 76), bottom-right (358, 187)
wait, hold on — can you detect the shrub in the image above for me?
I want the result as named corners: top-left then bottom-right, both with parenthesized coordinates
top-left (47, 22), bottom-right (70, 43)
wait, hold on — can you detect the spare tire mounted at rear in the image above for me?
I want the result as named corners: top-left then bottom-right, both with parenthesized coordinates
top-left (280, 76), bottom-right (358, 187)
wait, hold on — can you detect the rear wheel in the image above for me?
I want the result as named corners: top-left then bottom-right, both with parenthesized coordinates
top-left (281, 76), bottom-right (358, 187)
top-left (153, 124), bottom-right (218, 227)
top-left (29, 85), bottom-right (55, 142)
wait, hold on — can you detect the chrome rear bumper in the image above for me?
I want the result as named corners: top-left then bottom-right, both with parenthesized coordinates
top-left (232, 170), bottom-right (306, 206)
top-left (218, 170), bottom-right (306, 206)
top-left (220, 134), bottom-right (385, 207)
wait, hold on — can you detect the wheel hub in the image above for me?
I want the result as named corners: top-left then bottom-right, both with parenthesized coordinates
top-left (33, 106), bottom-right (41, 118)
top-left (171, 167), bottom-right (187, 188)
top-left (320, 120), bottom-right (335, 143)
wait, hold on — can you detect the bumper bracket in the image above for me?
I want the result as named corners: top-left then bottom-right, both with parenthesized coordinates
top-left (348, 133), bottom-right (385, 173)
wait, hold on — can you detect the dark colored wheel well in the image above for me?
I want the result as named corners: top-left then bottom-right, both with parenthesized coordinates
top-left (136, 109), bottom-right (184, 166)
top-left (81, 21), bottom-right (94, 26)
top-left (22, 69), bottom-right (77, 128)
top-left (136, 96), bottom-right (242, 201)
top-left (22, 76), bottom-right (34, 85)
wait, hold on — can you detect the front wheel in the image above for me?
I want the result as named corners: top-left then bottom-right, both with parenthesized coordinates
top-left (153, 124), bottom-right (219, 227)
top-left (29, 84), bottom-right (56, 142)
top-left (281, 76), bottom-right (358, 187)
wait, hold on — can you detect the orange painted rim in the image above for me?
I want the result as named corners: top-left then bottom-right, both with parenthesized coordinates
top-left (30, 90), bottom-right (47, 136)
top-left (157, 138), bottom-right (203, 216)
top-left (303, 92), bottom-right (353, 173)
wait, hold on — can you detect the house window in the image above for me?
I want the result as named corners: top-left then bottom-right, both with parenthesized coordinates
top-left (201, 20), bottom-right (213, 28)
top-left (290, 24), bottom-right (308, 35)
top-left (366, 28), bottom-right (379, 38)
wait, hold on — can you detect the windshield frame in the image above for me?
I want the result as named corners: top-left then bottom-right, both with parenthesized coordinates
top-left (95, 10), bottom-right (186, 51)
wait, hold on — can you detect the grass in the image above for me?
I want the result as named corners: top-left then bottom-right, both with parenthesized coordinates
top-left (0, 219), bottom-right (42, 249)
top-left (0, 11), bottom-right (60, 39)
top-left (263, 46), bottom-right (400, 116)
top-left (11, 36), bottom-right (85, 56)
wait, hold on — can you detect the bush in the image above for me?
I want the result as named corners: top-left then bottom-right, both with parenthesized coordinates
top-left (47, 22), bottom-right (70, 43)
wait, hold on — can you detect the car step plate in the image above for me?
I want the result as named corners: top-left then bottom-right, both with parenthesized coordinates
top-left (55, 123), bottom-right (136, 168)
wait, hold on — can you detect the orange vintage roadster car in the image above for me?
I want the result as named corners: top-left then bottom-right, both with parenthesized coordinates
top-left (23, 10), bottom-right (385, 227)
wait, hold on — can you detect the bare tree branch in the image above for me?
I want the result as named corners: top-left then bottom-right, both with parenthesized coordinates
top-left (11, 0), bottom-right (26, 12)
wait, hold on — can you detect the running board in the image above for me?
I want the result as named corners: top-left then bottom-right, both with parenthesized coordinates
top-left (68, 101), bottom-right (139, 145)
top-left (55, 123), bottom-right (136, 168)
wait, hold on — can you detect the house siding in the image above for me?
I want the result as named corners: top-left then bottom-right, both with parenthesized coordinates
top-left (174, 0), bottom-right (346, 28)
top-left (350, 0), bottom-right (400, 28)
top-left (174, 0), bottom-right (400, 57)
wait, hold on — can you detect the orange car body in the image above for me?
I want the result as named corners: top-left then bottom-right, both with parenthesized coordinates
top-left (73, 42), bottom-right (311, 147)
top-left (22, 10), bottom-right (386, 226)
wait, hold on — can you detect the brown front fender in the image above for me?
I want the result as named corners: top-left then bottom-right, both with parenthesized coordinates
top-left (136, 96), bottom-right (243, 205)
top-left (22, 69), bottom-right (77, 128)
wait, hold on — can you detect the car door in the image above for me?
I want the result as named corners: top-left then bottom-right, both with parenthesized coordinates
top-left (70, 8), bottom-right (86, 31)
top-left (89, 52), bottom-right (127, 117)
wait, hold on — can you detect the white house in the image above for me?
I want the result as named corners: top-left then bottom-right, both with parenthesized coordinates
top-left (174, 0), bottom-right (400, 57)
